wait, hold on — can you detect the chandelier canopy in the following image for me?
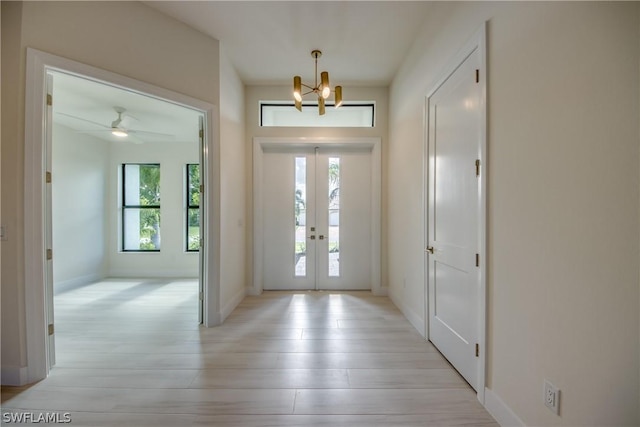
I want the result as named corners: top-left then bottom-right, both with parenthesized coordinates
top-left (293, 50), bottom-right (343, 115)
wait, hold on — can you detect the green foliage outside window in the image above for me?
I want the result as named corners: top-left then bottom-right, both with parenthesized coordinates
top-left (138, 165), bottom-right (161, 250)
top-left (187, 164), bottom-right (201, 251)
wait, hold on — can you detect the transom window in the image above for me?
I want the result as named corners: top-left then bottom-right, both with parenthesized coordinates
top-left (260, 102), bottom-right (375, 127)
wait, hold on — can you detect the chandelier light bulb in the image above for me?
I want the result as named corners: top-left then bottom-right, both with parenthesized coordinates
top-left (293, 76), bottom-right (302, 102)
top-left (321, 71), bottom-right (330, 99)
top-left (318, 96), bottom-right (326, 115)
top-left (335, 86), bottom-right (343, 108)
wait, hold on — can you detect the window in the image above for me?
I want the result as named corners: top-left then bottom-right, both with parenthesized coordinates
top-left (122, 164), bottom-right (161, 251)
top-left (186, 164), bottom-right (200, 251)
top-left (260, 102), bottom-right (375, 127)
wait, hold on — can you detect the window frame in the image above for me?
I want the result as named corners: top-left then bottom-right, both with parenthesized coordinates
top-left (121, 163), bottom-right (161, 252)
top-left (259, 102), bottom-right (376, 127)
top-left (186, 163), bottom-right (201, 252)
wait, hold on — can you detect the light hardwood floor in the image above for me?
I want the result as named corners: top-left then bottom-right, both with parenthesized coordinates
top-left (1, 279), bottom-right (498, 426)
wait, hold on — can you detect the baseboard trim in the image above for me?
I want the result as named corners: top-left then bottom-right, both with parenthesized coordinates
top-left (388, 286), bottom-right (425, 337)
top-left (246, 287), bottom-right (262, 296)
top-left (372, 286), bottom-right (388, 296)
top-left (108, 270), bottom-right (198, 278)
top-left (54, 272), bottom-right (104, 294)
top-left (1, 366), bottom-right (28, 386)
top-left (220, 286), bottom-right (246, 322)
top-left (484, 387), bottom-right (525, 427)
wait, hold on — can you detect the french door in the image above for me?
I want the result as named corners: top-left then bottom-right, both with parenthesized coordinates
top-left (262, 146), bottom-right (372, 290)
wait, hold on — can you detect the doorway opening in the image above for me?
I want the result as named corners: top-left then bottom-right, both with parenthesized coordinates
top-left (24, 48), bottom-right (219, 383)
top-left (48, 70), bottom-right (204, 369)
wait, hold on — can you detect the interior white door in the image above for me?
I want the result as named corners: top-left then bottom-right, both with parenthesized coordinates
top-left (427, 47), bottom-right (482, 390)
top-left (262, 146), bottom-right (372, 290)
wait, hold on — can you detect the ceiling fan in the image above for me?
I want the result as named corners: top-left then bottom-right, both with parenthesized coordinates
top-left (57, 106), bottom-right (175, 143)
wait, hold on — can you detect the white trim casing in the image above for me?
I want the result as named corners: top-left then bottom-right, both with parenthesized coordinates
top-left (252, 137), bottom-right (382, 296)
top-left (23, 48), bottom-right (220, 385)
top-left (484, 388), bottom-right (526, 427)
top-left (423, 23), bottom-right (488, 404)
top-left (0, 367), bottom-right (28, 386)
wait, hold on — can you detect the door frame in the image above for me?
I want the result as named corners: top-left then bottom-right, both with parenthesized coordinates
top-left (23, 48), bottom-right (221, 384)
top-left (252, 137), bottom-right (382, 296)
top-left (423, 23), bottom-right (487, 403)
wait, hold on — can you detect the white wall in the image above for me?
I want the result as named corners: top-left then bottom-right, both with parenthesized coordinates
top-left (52, 124), bottom-right (108, 292)
top-left (245, 85), bottom-right (389, 293)
top-left (108, 140), bottom-right (199, 278)
top-left (219, 46), bottom-right (247, 320)
top-left (389, 2), bottom-right (639, 425)
top-left (1, 0), bottom-right (220, 383)
top-left (1, 1), bottom-right (26, 383)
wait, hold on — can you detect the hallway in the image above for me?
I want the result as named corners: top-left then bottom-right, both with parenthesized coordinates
top-left (1, 280), bottom-right (497, 426)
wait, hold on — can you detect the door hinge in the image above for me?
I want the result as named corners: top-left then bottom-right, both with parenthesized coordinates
top-left (48, 324), bottom-right (54, 335)
top-left (46, 171), bottom-right (52, 183)
top-left (46, 249), bottom-right (53, 260)
top-left (475, 69), bottom-right (480, 83)
top-left (199, 184), bottom-right (204, 193)
top-left (475, 343), bottom-right (479, 357)
top-left (475, 253), bottom-right (480, 267)
top-left (475, 159), bottom-right (480, 177)
top-left (199, 129), bottom-right (204, 139)
top-left (199, 291), bottom-right (204, 301)
top-left (46, 93), bottom-right (53, 106)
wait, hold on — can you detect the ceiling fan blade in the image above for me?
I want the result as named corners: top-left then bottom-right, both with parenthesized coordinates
top-left (56, 112), bottom-right (110, 129)
top-left (75, 130), bottom-right (112, 134)
top-left (128, 129), bottom-right (175, 138)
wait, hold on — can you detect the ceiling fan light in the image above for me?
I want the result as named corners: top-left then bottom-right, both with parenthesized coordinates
top-left (318, 96), bottom-right (326, 115)
top-left (112, 129), bottom-right (128, 138)
top-left (334, 86), bottom-right (343, 108)
top-left (320, 71), bottom-right (330, 99)
top-left (293, 76), bottom-right (302, 102)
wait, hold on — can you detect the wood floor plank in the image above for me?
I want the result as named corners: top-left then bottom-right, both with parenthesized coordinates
top-left (293, 388), bottom-right (486, 415)
top-left (190, 368), bottom-right (350, 389)
top-left (193, 414), bottom-right (499, 426)
top-left (1, 279), bottom-right (497, 426)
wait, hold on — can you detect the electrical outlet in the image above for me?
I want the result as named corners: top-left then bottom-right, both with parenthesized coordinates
top-left (544, 379), bottom-right (560, 415)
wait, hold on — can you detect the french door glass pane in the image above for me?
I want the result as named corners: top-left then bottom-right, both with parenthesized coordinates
top-left (295, 157), bottom-right (307, 277)
top-left (328, 157), bottom-right (340, 277)
top-left (123, 208), bottom-right (161, 250)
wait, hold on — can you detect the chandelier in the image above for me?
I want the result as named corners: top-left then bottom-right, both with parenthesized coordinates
top-left (293, 50), bottom-right (343, 115)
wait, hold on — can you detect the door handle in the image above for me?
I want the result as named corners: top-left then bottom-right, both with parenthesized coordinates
top-left (426, 246), bottom-right (434, 254)
top-left (310, 235), bottom-right (316, 240)
top-left (319, 235), bottom-right (325, 240)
